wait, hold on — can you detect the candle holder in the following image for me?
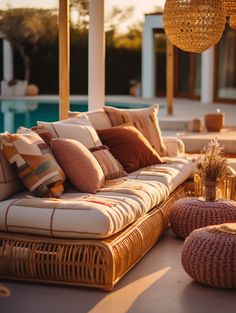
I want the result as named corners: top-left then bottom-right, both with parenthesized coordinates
top-left (205, 112), bottom-right (224, 132)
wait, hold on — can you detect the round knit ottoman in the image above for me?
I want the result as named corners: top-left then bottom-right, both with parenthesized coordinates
top-left (170, 197), bottom-right (236, 239)
top-left (182, 223), bottom-right (236, 288)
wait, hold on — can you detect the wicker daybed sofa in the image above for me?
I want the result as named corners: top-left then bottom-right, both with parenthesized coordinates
top-left (0, 105), bottom-right (193, 290)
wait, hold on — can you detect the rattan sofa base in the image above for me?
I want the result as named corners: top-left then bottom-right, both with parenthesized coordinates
top-left (0, 183), bottom-right (189, 290)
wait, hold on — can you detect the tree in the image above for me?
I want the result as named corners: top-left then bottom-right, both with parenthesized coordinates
top-left (0, 8), bottom-right (58, 82)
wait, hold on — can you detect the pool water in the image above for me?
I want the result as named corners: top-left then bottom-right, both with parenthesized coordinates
top-left (0, 100), bottom-right (151, 133)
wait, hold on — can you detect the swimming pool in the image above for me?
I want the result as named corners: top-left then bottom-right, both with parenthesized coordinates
top-left (0, 99), bottom-right (151, 133)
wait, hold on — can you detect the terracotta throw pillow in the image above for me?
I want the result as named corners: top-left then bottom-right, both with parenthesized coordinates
top-left (0, 129), bottom-right (65, 197)
top-left (97, 125), bottom-right (163, 173)
top-left (90, 145), bottom-right (127, 180)
top-left (51, 138), bottom-right (105, 193)
top-left (104, 104), bottom-right (167, 156)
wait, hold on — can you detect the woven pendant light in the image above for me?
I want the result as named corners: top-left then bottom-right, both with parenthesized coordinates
top-left (224, 0), bottom-right (236, 29)
top-left (163, 0), bottom-right (226, 53)
top-left (229, 15), bottom-right (236, 29)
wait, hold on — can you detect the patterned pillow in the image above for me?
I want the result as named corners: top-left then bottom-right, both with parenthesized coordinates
top-left (104, 104), bottom-right (167, 156)
top-left (51, 138), bottom-right (105, 193)
top-left (0, 128), bottom-right (65, 197)
top-left (0, 150), bottom-right (24, 201)
top-left (37, 115), bottom-right (102, 149)
top-left (90, 145), bottom-right (127, 180)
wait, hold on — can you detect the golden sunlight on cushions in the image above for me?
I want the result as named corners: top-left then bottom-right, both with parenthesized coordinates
top-left (104, 104), bottom-right (167, 156)
top-left (0, 129), bottom-right (65, 197)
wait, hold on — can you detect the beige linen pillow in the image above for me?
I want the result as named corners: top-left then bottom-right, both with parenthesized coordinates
top-left (68, 109), bottom-right (112, 130)
top-left (104, 104), bottom-right (167, 156)
top-left (51, 138), bottom-right (105, 193)
top-left (37, 115), bottom-right (102, 149)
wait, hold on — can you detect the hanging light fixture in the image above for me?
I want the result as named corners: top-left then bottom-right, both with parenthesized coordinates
top-left (224, 0), bottom-right (236, 29)
top-left (163, 0), bottom-right (226, 53)
top-left (229, 15), bottom-right (236, 29)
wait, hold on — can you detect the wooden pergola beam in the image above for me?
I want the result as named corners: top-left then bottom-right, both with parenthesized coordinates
top-left (59, 0), bottom-right (70, 120)
top-left (166, 38), bottom-right (174, 115)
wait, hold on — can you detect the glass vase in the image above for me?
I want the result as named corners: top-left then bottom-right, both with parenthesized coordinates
top-left (204, 180), bottom-right (219, 201)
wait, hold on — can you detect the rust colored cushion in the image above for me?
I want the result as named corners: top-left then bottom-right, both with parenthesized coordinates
top-left (97, 125), bottom-right (163, 173)
top-left (51, 138), bottom-right (105, 193)
top-left (104, 104), bottom-right (167, 156)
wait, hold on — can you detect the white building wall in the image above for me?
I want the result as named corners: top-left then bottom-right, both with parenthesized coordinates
top-left (142, 15), bottom-right (163, 98)
top-left (142, 14), bottom-right (215, 104)
top-left (201, 47), bottom-right (214, 104)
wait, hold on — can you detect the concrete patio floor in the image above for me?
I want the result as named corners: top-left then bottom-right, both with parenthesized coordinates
top-left (1, 229), bottom-right (235, 313)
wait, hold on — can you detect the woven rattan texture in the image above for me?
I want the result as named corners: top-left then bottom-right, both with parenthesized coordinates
top-left (163, 0), bottom-right (226, 52)
top-left (0, 184), bottom-right (188, 290)
top-left (182, 223), bottom-right (236, 288)
top-left (224, 0), bottom-right (236, 15)
top-left (170, 197), bottom-right (236, 239)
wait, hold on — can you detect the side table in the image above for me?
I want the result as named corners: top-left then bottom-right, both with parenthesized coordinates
top-left (170, 197), bottom-right (236, 239)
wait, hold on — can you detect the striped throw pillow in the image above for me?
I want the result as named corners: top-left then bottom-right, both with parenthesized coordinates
top-left (90, 145), bottom-right (127, 180)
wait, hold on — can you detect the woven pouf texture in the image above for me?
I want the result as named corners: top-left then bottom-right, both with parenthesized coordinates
top-left (170, 197), bottom-right (236, 239)
top-left (182, 223), bottom-right (236, 288)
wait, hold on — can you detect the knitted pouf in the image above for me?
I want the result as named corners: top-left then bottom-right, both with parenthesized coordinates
top-left (182, 223), bottom-right (236, 288)
top-left (170, 197), bottom-right (236, 239)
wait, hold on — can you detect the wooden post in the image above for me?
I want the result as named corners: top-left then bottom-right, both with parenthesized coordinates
top-left (59, 0), bottom-right (70, 120)
top-left (88, 0), bottom-right (105, 111)
top-left (166, 38), bottom-right (174, 115)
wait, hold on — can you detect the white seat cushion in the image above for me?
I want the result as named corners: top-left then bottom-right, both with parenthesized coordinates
top-left (0, 179), bottom-right (168, 239)
top-left (128, 157), bottom-right (193, 193)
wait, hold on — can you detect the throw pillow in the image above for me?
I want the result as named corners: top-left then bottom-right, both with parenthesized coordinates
top-left (0, 150), bottom-right (24, 201)
top-left (68, 109), bottom-right (112, 130)
top-left (37, 115), bottom-right (102, 149)
top-left (104, 104), bottom-right (167, 156)
top-left (0, 128), bottom-right (65, 197)
top-left (90, 145), bottom-right (127, 180)
top-left (51, 138), bottom-right (105, 193)
top-left (97, 125), bottom-right (163, 173)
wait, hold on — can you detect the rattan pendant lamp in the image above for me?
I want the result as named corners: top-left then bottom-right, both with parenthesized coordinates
top-left (224, 0), bottom-right (236, 29)
top-left (163, 0), bottom-right (226, 53)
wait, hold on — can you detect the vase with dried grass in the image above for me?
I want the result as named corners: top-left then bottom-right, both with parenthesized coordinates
top-left (193, 138), bottom-right (228, 201)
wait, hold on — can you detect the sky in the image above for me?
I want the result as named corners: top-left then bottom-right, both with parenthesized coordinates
top-left (0, 0), bottom-right (165, 32)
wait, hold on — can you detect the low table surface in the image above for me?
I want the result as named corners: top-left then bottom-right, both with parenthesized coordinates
top-left (176, 127), bottom-right (236, 154)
